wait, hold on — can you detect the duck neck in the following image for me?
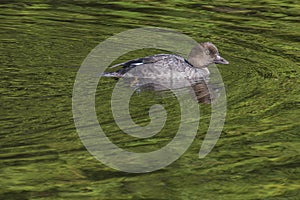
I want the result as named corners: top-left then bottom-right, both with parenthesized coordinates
top-left (188, 44), bottom-right (209, 68)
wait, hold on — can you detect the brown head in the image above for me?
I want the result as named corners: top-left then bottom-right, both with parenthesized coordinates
top-left (188, 42), bottom-right (229, 68)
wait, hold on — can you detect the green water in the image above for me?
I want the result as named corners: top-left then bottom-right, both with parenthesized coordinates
top-left (1, 0), bottom-right (300, 199)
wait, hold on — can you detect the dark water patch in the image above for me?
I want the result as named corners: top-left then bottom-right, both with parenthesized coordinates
top-left (0, 190), bottom-right (31, 200)
top-left (80, 168), bottom-right (142, 181)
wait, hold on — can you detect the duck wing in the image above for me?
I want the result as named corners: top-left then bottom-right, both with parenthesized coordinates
top-left (109, 54), bottom-right (191, 75)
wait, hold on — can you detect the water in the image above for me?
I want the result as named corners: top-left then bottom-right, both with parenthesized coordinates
top-left (1, 0), bottom-right (300, 199)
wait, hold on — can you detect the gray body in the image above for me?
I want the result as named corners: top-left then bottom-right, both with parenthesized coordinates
top-left (103, 42), bottom-right (229, 103)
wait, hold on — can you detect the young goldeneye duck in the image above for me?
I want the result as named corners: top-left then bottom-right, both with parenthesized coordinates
top-left (103, 42), bottom-right (229, 80)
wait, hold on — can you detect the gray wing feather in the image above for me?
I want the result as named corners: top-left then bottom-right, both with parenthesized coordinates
top-left (105, 54), bottom-right (205, 79)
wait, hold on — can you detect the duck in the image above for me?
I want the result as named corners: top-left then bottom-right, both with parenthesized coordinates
top-left (103, 42), bottom-right (229, 80)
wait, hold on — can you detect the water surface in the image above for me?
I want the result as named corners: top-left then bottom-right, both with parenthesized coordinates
top-left (1, 0), bottom-right (300, 199)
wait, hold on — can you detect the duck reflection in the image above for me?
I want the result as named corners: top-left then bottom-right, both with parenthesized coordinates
top-left (115, 76), bottom-right (220, 104)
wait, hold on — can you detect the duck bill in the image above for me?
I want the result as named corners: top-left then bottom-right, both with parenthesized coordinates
top-left (214, 55), bottom-right (229, 64)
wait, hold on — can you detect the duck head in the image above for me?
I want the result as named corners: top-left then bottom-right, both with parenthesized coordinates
top-left (188, 42), bottom-right (229, 68)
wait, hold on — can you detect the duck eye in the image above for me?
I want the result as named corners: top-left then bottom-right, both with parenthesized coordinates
top-left (205, 50), bottom-right (210, 55)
